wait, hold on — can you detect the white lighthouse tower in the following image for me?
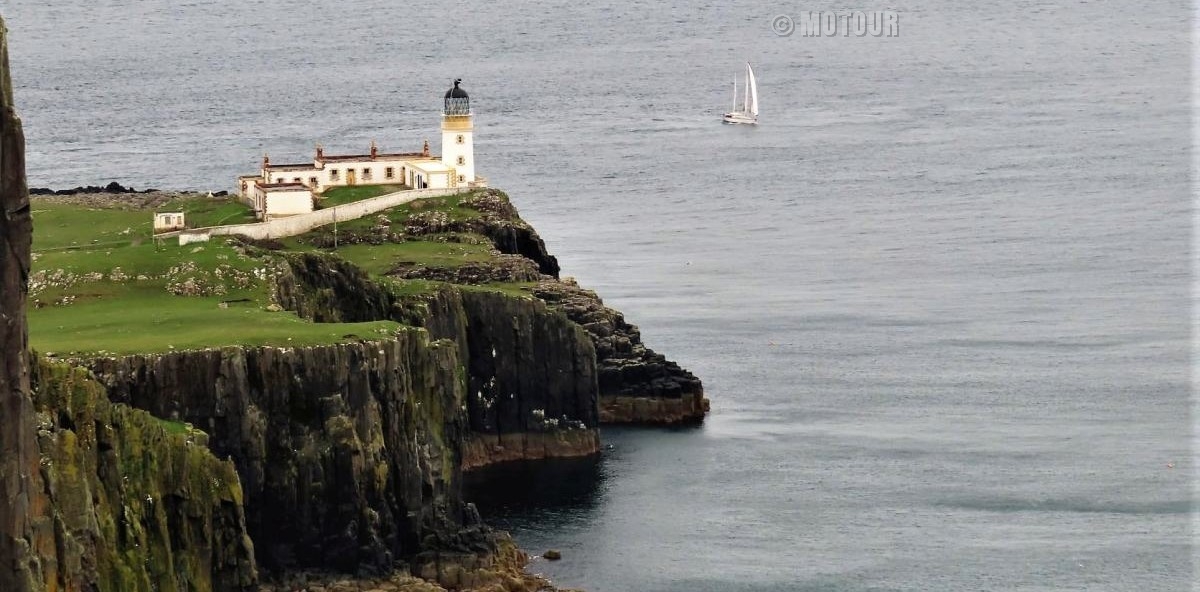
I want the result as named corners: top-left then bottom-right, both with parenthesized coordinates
top-left (441, 79), bottom-right (475, 186)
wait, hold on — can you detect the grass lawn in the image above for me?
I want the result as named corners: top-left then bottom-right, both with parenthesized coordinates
top-left (161, 196), bottom-right (256, 228)
top-left (325, 240), bottom-right (497, 275)
top-left (31, 201), bottom-right (151, 250)
top-left (29, 290), bottom-right (401, 355)
top-left (319, 184), bottom-right (406, 207)
top-left (329, 191), bottom-right (485, 234)
top-left (154, 418), bottom-right (198, 436)
top-left (34, 239), bottom-right (259, 281)
top-left (25, 188), bottom-right (525, 356)
top-left (29, 205), bottom-right (401, 355)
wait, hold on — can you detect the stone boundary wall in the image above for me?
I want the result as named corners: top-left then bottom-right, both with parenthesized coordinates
top-left (164, 185), bottom-right (479, 243)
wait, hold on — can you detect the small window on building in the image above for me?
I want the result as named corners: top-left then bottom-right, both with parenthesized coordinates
top-left (457, 175), bottom-right (465, 183)
top-left (456, 156), bottom-right (465, 166)
top-left (293, 177), bottom-right (301, 183)
top-left (456, 134), bottom-right (465, 145)
top-left (385, 167), bottom-right (394, 179)
top-left (363, 168), bottom-right (372, 180)
top-left (330, 169), bottom-right (339, 179)
top-left (308, 177), bottom-right (318, 186)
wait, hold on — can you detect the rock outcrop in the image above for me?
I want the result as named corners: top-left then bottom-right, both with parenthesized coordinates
top-left (532, 280), bottom-right (708, 424)
top-left (272, 254), bottom-right (602, 470)
top-left (277, 185), bottom-right (709, 427)
top-left (389, 254), bottom-right (543, 285)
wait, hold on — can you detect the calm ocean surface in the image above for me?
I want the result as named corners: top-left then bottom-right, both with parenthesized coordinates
top-left (3, 0), bottom-right (1193, 590)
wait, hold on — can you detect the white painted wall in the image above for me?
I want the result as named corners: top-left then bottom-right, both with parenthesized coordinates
top-left (264, 188), bottom-right (314, 219)
top-left (166, 185), bottom-right (481, 243)
top-left (441, 119), bottom-right (475, 184)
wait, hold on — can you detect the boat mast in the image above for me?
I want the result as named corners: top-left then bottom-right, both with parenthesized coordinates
top-left (742, 66), bottom-right (750, 113)
top-left (731, 76), bottom-right (737, 112)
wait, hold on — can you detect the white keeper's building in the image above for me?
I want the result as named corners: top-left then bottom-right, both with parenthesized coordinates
top-left (237, 79), bottom-right (480, 220)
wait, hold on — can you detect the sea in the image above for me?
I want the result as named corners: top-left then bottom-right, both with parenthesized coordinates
top-left (2, 0), bottom-right (1193, 590)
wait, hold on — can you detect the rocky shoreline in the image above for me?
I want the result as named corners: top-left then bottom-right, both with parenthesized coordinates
top-left (29, 180), bottom-right (228, 197)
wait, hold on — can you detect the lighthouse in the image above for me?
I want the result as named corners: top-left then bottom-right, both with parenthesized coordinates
top-left (441, 78), bottom-right (475, 186)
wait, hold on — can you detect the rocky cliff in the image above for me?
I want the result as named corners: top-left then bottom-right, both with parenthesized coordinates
top-left (532, 280), bottom-right (707, 424)
top-left (85, 333), bottom-right (477, 576)
top-left (31, 358), bottom-right (257, 591)
top-left (287, 188), bottom-right (708, 425)
top-left (2, 19), bottom-right (258, 591)
top-left (272, 253), bottom-right (602, 469)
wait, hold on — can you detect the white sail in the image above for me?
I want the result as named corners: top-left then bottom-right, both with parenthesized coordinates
top-left (747, 63), bottom-right (758, 117)
top-left (722, 62), bottom-right (759, 124)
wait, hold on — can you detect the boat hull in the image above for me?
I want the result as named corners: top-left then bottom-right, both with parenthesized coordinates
top-left (722, 112), bottom-right (757, 125)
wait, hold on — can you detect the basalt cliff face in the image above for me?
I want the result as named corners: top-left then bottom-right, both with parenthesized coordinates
top-left (271, 254), bottom-right (603, 470)
top-left (31, 359), bottom-right (258, 591)
top-left (85, 334), bottom-right (472, 576)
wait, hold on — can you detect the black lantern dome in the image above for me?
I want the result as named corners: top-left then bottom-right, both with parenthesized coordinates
top-left (443, 79), bottom-right (470, 115)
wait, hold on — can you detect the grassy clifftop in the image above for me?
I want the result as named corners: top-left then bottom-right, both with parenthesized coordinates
top-left (27, 189), bottom-right (537, 356)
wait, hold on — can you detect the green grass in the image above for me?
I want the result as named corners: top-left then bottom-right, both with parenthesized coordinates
top-left (325, 240), bottom-right (497, 275)
top-left (160, 196), bottom-right (256, 228)
top-left (154, 418), bottom-right (194, 436)
top-left (31, 201), bottom-right (152, 250)
top-left (29, 197), bottom-right (256, 250)
top-left (29, 204), bottom-right (402, 355)
top-left (29, 288), bottom-right (401, 355)
top-left (25, 188), bottom-right (526, 356)
top-left (329, 191), bottom-right (485, 234)
top-left (318, 184), bottom-right (406, 207)
top-left (35, 239), bottom-right (259, 280)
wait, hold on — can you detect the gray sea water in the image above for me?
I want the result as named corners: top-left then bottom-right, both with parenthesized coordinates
top-left (3, 0), bottom-right (1194, 590)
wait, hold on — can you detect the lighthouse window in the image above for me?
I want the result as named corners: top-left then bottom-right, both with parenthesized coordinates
top-left (457, 156), bottom-right (465, 166)
top-left (456, 135), bottom-right (465, 145)
top-left (457, 175), bottom-right (465, 183)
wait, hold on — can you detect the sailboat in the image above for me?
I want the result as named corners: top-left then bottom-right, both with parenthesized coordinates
top-left (722, 63), bottom-right (758, 125)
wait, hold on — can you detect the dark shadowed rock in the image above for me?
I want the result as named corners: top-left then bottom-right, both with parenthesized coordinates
top-left (0, 16), bottom-right (54, 591)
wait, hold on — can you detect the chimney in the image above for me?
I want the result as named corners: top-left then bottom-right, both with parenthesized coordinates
top-left (315, 143), bottom-right (324, 160)
top-left (370, 140), bottom-right (378, 159)
top-left (422, 139), bottom-right (430, 157)
top-left (262, 153), bottom-right (270, 168)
